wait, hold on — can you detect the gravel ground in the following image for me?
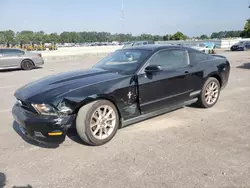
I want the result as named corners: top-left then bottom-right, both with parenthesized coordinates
top-left (0, 51), bottom-right (249, 188)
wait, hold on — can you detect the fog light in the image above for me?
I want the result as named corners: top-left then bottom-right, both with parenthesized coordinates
top-left (34, 131), bottom-right (46, 138)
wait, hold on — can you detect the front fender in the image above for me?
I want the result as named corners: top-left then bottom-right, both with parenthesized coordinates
top-left (56, 93), bottom-right (118, 114)
top-left (54, 75), bottom-right (139, 120)
top-left (73, 94), bottom-right (119, 113)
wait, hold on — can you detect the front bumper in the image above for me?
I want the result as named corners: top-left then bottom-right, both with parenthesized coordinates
top-left (12, 102), bottom-right (75, 144)
top-left (34, 57), bottom-right (45, 66)
top-left (35, 59), bottom-right (44, 66)
top-left (231, 46), bottom-right (244, 51)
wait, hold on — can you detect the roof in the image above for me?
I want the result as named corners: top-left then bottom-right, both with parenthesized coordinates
top-left (121, 44), bottom-right (193, 51)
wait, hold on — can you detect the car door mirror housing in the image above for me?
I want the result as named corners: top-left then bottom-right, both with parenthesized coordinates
top-left (144, 65), bottom-right (162, 73)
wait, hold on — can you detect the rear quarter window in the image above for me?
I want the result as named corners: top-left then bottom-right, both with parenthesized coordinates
top-left (188, 50), bottom-right (209, 64)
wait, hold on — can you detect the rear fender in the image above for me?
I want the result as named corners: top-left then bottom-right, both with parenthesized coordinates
top-left (211, 54), bottom-right (226, 59)
top-left (206, 72), bottom-right (222, 86)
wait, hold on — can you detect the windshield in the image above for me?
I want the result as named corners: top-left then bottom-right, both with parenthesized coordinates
top-left (93, 49), bottom-right (151, 75)
top-left (236, 41), bottom-right (249, 45)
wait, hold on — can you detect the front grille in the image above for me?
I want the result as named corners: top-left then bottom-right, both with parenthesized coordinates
top-left (17, 99), bottom-right (38, 114)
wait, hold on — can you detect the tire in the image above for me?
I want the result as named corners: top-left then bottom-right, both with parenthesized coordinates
top-left (196, 77), bottom-right (221, 108)
top-left (76, 100), bottom-right (119, 146)
top-left (21, 60), bottom-right (34, 70)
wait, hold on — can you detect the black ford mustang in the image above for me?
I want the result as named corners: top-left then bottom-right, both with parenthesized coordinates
top-left (12, 45), bottom-right (230, 146)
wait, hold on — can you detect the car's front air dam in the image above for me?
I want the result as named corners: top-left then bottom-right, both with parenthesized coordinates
top-left (12, 103), bottom-right (76, 145)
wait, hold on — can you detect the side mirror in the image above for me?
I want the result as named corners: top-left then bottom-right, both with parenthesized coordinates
top-left (144, 65), bottom-right (162, 73)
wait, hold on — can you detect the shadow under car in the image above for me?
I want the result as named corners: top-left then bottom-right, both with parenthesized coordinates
top-left (0, 66), bottom-right (42, 73)
top-left (236, 62), bottom-right (250, 69)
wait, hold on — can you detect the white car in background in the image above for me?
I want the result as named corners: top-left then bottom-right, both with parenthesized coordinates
top-left (191, 43), bottom-right (215, 54)
top-left (122, 41), bottom-right (154, 49)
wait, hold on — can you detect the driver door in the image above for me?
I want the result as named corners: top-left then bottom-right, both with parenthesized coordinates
top-left (137, 49), bottom-right (193, 114)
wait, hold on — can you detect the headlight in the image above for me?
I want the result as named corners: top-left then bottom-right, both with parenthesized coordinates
top-left (32, 104), bottom-right (57, 115)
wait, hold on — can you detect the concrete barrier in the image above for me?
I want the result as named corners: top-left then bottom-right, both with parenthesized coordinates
top-left (41, 46), bottom-right (122, 60)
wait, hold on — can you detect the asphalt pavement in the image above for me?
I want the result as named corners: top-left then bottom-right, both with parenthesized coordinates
top-left (0, 51), bottom-right (249, 188)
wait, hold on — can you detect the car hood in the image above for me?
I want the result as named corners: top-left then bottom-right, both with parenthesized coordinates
top-left (14, 68), bottom-right (124, 104)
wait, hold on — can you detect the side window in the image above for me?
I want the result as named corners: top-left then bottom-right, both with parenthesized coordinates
top-left (147, 49), bottom-right (189, 70)
top-left (2, 49), bottom-right (24, 55)
top-left (188, 50), bottom-right (208, 64)
top-left (13, 49), bottom-right (24, 54)
top-left (2, 49), bottom-right (14, 55)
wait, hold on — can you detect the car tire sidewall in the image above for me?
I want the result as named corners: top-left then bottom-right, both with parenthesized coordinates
top-left (76, 100), bottom-right (119, 146)
top-left (200, 77), bottom-right (221, 108)
top-left (21, 60), bottom-right (34, 70)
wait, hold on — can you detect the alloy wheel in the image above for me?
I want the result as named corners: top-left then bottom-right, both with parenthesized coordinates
top-left (205, 81), bottom-right (219, 105)
top-left (90, 105), bottom-right (116, 140)
top-left (22, 61), bottom-right (33, 70)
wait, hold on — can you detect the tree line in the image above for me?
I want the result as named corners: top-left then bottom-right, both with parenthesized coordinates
top-left (0, 29), bottom-right (248, 44)
top-left (0, 30), bottom-right (188, 44)
top-left (241, 6), bottom-right (250, 38)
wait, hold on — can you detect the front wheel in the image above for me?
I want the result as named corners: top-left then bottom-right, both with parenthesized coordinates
top-left (196, 77), bottom-right (221, 108)
top-left (76, 100), bottom-right (119, 146)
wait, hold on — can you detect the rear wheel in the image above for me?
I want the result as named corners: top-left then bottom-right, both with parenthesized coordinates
top-left (196, 77), bottom-right (220, 108)
top-left (21, 60), bottom-right (34, 70)
top-left (76, 100), bottom-right (119, 146)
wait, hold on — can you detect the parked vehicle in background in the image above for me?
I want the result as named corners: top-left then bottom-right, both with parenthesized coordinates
top-left (1, 43), bottom-right (57, 51)
top-left (12, 45), bottom-right (230, 146)
top-left (0, 48), bottom-right (44, 70)
top-left (230, 41), bottom-right (250, 51)
top-left (190, 42), bottom-right (215, 54)
top-left (122, 41), bottom-right (154, 49)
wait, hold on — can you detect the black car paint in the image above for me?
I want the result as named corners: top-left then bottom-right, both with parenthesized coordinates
top-left (12, 45), bottom-right (230, 144)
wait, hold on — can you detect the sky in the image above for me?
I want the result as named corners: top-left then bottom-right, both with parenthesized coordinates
top-left (0, 0), bottom-right (249, 37)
